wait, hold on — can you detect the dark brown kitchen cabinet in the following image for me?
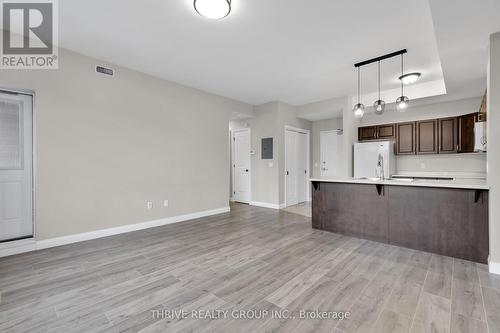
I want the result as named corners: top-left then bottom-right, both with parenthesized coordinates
top-left (396, 122), bottom-right (416, 155)
top-left (312, 181), bottom-right (489, 263)
top-left (377, 124), bottom-right (395, 139)
top-left (459, 113), bottom-right (477, 153)
top-left (439, 117), bottom-right (458, 154)
top-left (416, 119), bottom-right (438, 154)
top-left (387, 186), bottom-right (489, 263)
top-left (358, 126), bottom-right (378, 141)
top-left (312, 182), bottom-right (388, 243)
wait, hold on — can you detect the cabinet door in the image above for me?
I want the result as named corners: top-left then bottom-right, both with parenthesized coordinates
top-left (388, 186), bottom-right (489, 263)
top-left (377, 124), bottom-right (395, 139)
top-left (416, 120), bottom-right (438, 154)
top-left (439, 117), bottom-right (458, 154)
top-left (459, 113), bottom-right (477, 153)
top-left (396, 122), bottom-right (416, 155)
top-left (358, 126), bottom-right (378, 141)
top-left (314, 182), bottom-right (389, 243)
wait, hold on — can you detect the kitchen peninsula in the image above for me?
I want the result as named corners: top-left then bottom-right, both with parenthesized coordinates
top-left (310, 177), bottom-right (489, 263)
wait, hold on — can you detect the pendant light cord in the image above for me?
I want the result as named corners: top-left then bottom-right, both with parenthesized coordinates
top-left (378, 61), bottom-right (381, 100)
top-left (357, 67), bottom-right (361, 104)
top-left (401, 54), bottom-right (404, 95)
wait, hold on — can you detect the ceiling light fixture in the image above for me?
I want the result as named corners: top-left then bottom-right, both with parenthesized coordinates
top-left (373, 61), bottom-right (385, 115)
top-left (353, 67), bottom-right (365, 119)
top-left (194, 0), bottom-right (231, 20)
top-left (399, 72), bottom-right (421, 85)
top-left (396, 53), bottom-right (410, 112)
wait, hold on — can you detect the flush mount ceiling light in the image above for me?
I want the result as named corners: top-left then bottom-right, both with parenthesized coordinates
top-left (399, 72), bottom-right (421, 85)
top-left (396, 53), bottom-right (410, 112)
top-left (194, 0), bottom-right (231, 19)
top-left (373, 61), bottom-right (386, 115)
top-left (352, 67), bottom-right (365, 119)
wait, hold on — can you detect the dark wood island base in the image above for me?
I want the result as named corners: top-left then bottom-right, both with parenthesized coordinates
top-left (312, 181), bottom-right (489, 264)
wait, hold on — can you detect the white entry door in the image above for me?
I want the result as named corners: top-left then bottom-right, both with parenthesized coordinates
top-left (232, 129), bottom-right (251, 204)
top-left (0, 92), bottom-right (33, 242)
top-left (320, 130), bottom-right (342, 177)
top-left (286, 129), bottom-right (308, 207)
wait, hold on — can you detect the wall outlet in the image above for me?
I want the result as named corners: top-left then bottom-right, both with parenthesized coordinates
top-left (146, 201), bottom-right (153, 209)
top-left (420, 163), bottom-right (426, 169)
top-left (163, 199), bottom-right (169, 207)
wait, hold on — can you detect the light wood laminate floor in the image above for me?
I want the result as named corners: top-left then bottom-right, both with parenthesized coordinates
top-left (1, 203), bottom-right (499, 333)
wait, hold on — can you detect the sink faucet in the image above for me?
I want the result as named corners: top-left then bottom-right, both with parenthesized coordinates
top-left (377, 153), bottom-right (385, 180)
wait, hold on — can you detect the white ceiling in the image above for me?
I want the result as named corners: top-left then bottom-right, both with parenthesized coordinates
top-left (59, 0), bottom-right (500, 106)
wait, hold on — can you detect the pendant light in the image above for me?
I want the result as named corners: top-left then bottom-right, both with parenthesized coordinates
top-left (396, 54), bottom-right (410, 112)
top-left (353, 67), bottom-right (365, 119)
top-left (373, 61), bottom-right (385, 115)
top-left (194, 0), bottom-right (231, 20)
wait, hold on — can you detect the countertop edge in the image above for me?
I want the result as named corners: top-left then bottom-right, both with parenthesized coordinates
top-left (309, 178), bottom-right (490, 190)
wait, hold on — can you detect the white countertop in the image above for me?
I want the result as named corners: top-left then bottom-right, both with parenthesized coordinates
top-left (309, 177), bottom-right (489, 190)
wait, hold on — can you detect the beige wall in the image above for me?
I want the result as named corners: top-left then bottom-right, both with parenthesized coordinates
top-left (311, 118), bottom-right (342, 178)
top-left (488, 32), bottom-right (500, 267)
top-left (231, 102), bottom-right (311, 205)
top-left (0, 48), bottom-right (252, 240)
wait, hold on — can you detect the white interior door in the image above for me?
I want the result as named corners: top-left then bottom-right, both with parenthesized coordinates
top-left (286, 129), bottom-right (309, 207)
top-left (296, 132), bottom-right (307, 203)
top-left (232, 129), bottom-right (251, 204)
top-left (0, 92), bottom-right (33, 242)
top-left (320, 130), bottom-right (341, 177)
top-left (285, 130), bottom-right (298, 206)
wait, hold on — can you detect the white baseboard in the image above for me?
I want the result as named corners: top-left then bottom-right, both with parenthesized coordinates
top-left (250, 201), bottom-right (282, 210)
top-left (489, 259), bottom-right (500, 275)
top-left (279, 203), bottom-right (286, 209)
top-left (0, 206), bottom-right (230, 258)
top-left (0, 239), bottom-right (36, 257)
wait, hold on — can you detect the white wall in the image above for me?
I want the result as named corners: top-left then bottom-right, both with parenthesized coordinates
top-left (488, 31), bottom-right (500, 270)
top-left (0, 48), bottom-right (252, 240)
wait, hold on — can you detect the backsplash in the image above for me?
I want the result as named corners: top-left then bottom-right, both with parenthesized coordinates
top-left (396, 153), bottom-right (487, 178)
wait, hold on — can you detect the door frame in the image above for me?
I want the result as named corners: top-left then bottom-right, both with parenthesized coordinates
top-left (0, 87), bottom-right (36, 245)
top-left (230, 128), bottom-right (251, 204)
top-left (284, 125), bottom-right (310, 208)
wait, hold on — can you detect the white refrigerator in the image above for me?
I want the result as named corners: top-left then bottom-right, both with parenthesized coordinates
top-left (354, 141), bottom-right (396, 179)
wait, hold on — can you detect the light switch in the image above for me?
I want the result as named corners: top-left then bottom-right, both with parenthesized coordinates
top-left (268, 162), bottom-right (273, 167)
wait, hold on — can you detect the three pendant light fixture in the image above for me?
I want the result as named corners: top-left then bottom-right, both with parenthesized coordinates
top-left (353, 49), bottom-right (420, 119)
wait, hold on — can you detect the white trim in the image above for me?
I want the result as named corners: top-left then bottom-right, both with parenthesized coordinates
top-left (231, 128), bottom-right (252, 204)
top-left (284, 126), bottom-right (311, 208)
top-left (489, 259), bottom-right (500, 275)
top-left (0, 206), bottom-right (229, 258)
top-left (0, 239), bottom-right (36, 257)
top-left (250, 201), bottom-right (282, 210)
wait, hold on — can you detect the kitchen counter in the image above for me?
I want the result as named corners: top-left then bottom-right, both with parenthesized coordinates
top-left (309, 177), bottom-right (489, 190)
top-left (311, 178), bottom-right (489, 263)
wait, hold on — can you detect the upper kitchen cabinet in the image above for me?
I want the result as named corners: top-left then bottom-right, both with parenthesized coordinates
top-left (416, 119), bottom-right (438, 154)
top-left (358, 124), bottom-right (395, 141)
top-left (439, 117), bottom-right (458, 154)
top-left (396, 122), bottom-right (416, 155)
top-left (358, 126), bottom-right (378, 141)
top-left (458, 113), bottom-right (477, 153)
top-left (377, 124), bottom-right (395, 139)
